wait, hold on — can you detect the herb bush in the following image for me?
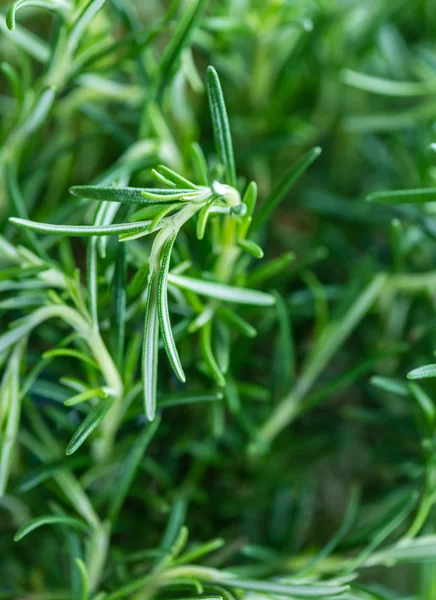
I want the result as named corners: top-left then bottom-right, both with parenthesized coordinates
top-left (2, 0), bottom-right (436, 598)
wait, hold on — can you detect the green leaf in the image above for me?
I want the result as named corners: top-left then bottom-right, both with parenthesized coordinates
top-left (157, 0), bottom-right (207, 94)
top-left (258, 274), bottom-right (386, 445)
top-left (237, 239), bottom-right (264, 259)
top-left (408, 364), bottom-right (436, 380)
top-left (158, 391), bottom-right (223, 410)
top-left (6, 0), bottom-right (69, 31)
top-left (168, 274), bottom-right (276, 306)
top-left (42, 348), bottom-right (98, 369)
top-left (370, 375), bottom-right (409, 396)
top-left (14, 515), bottom-right (90, 541)
top-left (341, 69), bottom-right (436, 96)
top-left (158, 233), bottom-right (186, 383)
top-left (242, 181), bottom-right (258, 217)
top-left (196, 199), bottom-right (216, 240)
top-left (0, 342), bottom-right (24, 496)
top-left (149, 202), bottom-right (184, 233)
top-left (108, 417), bottom-right (160, 523)
top-left (206, 66), bottom-right (236, 187)
top-left (142, 271), bottom-right (159, 421)
top-left (409, 382), bottom-right (436, 426)
top-left (200, 321), bottom-right (225, 387)
top-left (0, 14), bottom-right (50, 62)
top-left (110, 241), bottom-right (126, 369)
top-left (366, 535), bottom-right (436, 566)
top-left (368, 188), bottom-right (436, 205)
top-left (217, 306), bottom-right (257, 338)
top-left (70, 185), bottom-right (190, 205)
top-left (67, 0), bottom-right (106, 55)
top-left (190, 142), bottom-right (209, 186)
top-left (65, 398), bottom-right (114, 455)
top-left (10, 216), bottom-right (152, 237)
top-left (74, 558), bottom-right (89, 600)
top-left (252, 146), bottom-right (321, 232)
top-left (218, 578), bottom-right (349, 598)
top-left (247, 251), bottom-right (295, 287)
top-left (153, 165), bottom-right (198, 190)
top-left (64, 387), bottom-right (109, 407)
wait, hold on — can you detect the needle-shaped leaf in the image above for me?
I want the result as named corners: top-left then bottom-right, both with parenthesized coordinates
top-left (150, 203), bottom-right (184, 232)
top-left (238, 239), bottom-right (264, 258)
top-left (247, 251), bottom-right (295, 287)
top-left (10, 217), bottom-right (152, 237)
top-left (206, 66), bottom-right (236, 187)
top-left (368, 188), bottom-right (436, 204)
top-left (64, 387), bottom-right (109, 407)
top-left (0, 342), bottom-right (24, 496)
top-left (5, 158), bottom-right (49, 260)
top-left (217, 306), bottom-right (257, 338)
top-left (157, 0), bottom-right (207, 95)
top-left (65, 398), bottom-right (114, 455)
top-left (153, 165), bottom-right (198, 190)
top-left (70, 185), bottom-right (191, 205)
top-left (110, 241), bottom-right (126, 369)
top-left (158, 233), bottom-right (186, 382)
top-left (0, 14), bottom-right (50, 62)
top-left (341, 69), bottom-right (436, 96)
top-left (168, 274), bottom-right (276, 306)
top-left (158, 391), bottom-right (223, 409)
top-left (42, 349), bottom-right (98, 369)
top-left (14, 515), bottom-right (90, 541)
top-left (407, 364), bottom-right (436, 380)
top-left (200, 321), bottom-right (225, 387)
top-left (218, 577), bottom-right (349, 598)
top-left (190, 142), bottom-right (209, 186)
top-left (142, 271), bottom-right (159, 421)
top-left (74, 558), bottom-right (89, 600)
top-left (141, 190), bottom-right (195, 201)
top-left (252, 146), bottom-right (321, 231)
top-left (196, 199), bottom-right (216, 240)
top-left (6, 0), bottom-right (70, 31)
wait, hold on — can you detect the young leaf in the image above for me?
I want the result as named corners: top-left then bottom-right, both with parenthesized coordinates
top-left (168, 274), bottom-right (276, 306)
top-left (6, 0), bottom-right (69, 31)
top-left (65, 398), bottom-right (114, 455)
top-left (74, 558), bottom-right (89, 600)
top-left (142, 271), bottom-right (159, 421)
top-left (200, 321), bottom-right (225, 387)
top-left (153, 165), bottom-right (198, 190)
top-left (70, 185), bottom-right (190, 205)
top-left (158, 233), bottom-right (186, 383)
top-left (42, 349), bottom-right (98, 369)
top-left (197, 199), bottom-right (216, 240)
top-left (14, 515), bottom-right (90, 541)
top-left (64, 387), bottom-right (109, 407)
top-left (206, 66), bottom-right (236, 187)
top-left (238, 239), bottom-right (264, 259)
top-left (190, 142), bottom-right (209, 186)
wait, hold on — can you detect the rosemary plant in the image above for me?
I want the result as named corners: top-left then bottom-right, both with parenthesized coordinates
top-left (3, 1), bottom-right (436, 599)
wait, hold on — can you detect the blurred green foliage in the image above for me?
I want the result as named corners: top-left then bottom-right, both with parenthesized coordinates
top-left (2, 0), bottom-right (436, 598)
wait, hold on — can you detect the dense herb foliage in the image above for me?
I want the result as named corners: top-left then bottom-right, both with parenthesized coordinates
top-left (2, 1), bottom-right (436, 598)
